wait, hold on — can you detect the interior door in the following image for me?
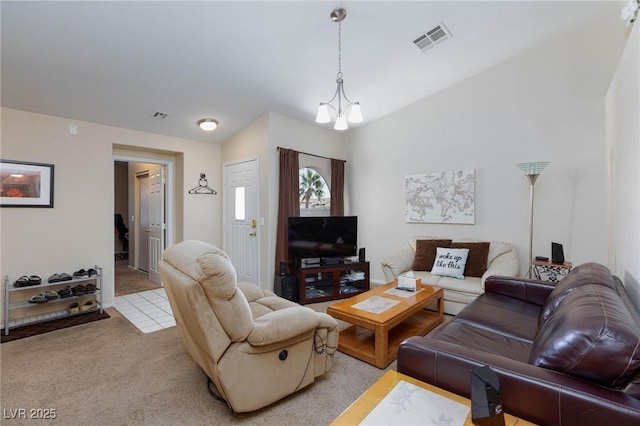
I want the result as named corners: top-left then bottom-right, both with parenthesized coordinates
top-left (137, 173), bottom-right (150, 273)
top-left (224, 158), bottom-right (259, 284)
top-left (148, 165), bottom-right (165, 285)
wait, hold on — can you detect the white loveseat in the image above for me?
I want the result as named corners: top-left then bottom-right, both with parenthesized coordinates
top-left (381, 236), bottom-right (519, 315)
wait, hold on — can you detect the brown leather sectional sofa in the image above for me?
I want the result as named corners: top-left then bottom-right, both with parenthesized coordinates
top-left (397, 263), bottom-right (640, 426)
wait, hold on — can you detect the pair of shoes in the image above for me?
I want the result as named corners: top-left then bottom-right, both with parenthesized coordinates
top-left (84, 283), bottom-right (97, 293)
top-left (73, 268), bottom-right (98, 278)
top-left (14, 275), bottom-right (42, 288)
top-left (47, 273), bottom-right (73, 283)
top-left (58, 286), bottom-right (73, 298)
top-left (67, 300), bottom-right (96, 313)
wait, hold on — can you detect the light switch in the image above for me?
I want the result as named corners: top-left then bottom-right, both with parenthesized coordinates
top-left (69, 124), bottom-right (78, 135)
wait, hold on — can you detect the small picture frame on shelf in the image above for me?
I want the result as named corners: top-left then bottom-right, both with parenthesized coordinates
top-left (0, 159), bottom-right (55, 208)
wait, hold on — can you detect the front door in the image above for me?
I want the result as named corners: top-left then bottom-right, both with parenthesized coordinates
top-left (224, 158), bottom-right (259, 284)
top-left (148, 165), bottom-right (165, 285)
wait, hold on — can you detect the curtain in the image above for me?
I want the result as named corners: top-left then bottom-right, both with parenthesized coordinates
top-left (330, 158), bottom-right (345, 216)
top-left (275, 148), bottom-right (300, 271)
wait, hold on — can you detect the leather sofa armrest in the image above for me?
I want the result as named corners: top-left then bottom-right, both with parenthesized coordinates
top-left (247, 307), bottom-right (323, 346)
top-left (397, 336), bottom-right (640, 426)
top-left (484, 276), bottom-right (554, 306)
top-left (381, 242), bottom-right (416, 282)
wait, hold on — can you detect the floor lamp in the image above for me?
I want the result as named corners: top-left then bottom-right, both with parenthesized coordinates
top-left (517, 162), bottom-right (550, 278)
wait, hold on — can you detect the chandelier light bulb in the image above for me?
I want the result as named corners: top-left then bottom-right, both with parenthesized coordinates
top-left (198, 118), bottom-right (218, 131)
top-left (334, 113), bottom-right (348, 131)
top-left (348, 102), bottom-right (363, 123)
top-left (315, 104), bottom-right (331, 123)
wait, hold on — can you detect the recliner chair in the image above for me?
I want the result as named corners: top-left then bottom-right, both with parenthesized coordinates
top-left (158, 240), bottom-right (338, 413)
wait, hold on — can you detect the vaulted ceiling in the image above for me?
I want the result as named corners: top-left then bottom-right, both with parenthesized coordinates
top-left (1, 1), bottom-right (619, 143)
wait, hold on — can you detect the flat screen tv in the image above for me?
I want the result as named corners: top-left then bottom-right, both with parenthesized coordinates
top-left (288, 216), bottom-right (357, 260)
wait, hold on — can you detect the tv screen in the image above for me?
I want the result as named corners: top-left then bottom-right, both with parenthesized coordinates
top-left (288, 216), bottom-right (357, 259)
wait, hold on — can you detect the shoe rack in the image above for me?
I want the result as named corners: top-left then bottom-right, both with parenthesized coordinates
top-left (3, 266), bottom-right (103, 335)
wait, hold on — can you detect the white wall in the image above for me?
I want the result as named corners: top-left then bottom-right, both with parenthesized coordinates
top-left (606, 22), bottom-right (640, 299)
top-left (346, 10), bottom-right (627, 284)
top-left (0, 108), bottom-right (221, 323)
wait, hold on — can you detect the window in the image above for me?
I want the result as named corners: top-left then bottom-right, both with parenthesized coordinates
top-left (235, 187), bottom-right (245, 220)
top-left (299, 168), bottom-right (330, 216)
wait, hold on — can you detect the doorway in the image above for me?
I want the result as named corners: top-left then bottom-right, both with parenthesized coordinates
top-left (113, 155), bottom-right (173, 296)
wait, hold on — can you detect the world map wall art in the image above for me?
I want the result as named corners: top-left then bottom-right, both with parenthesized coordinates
top-left (405, 169), bottom-right (475, 224)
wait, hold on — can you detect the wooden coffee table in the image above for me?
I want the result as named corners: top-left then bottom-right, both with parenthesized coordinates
top-left (330, 370), bottom-right (537, 425)
top-left (327, 281), bottom-right (443, 368)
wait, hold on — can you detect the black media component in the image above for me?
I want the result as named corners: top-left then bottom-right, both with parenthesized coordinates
top-left (279, 261), bottom-right (287, 276)
top-left (470, 366), bottom-right (505, 426)
top-left (358, 247), bottom-right (365, 262)
top-left (287, 216), bottom-right (358, 261)
top-left (274, 275), bottom-right (298, 302)
top-left (551, 242), bottom-right (565, 263)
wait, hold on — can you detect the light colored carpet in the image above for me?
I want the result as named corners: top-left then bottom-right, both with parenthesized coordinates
top-left (0, 308), bottom-right (398, 425)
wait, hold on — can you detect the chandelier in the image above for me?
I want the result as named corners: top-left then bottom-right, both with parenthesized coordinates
top-left (315, 8), bottom-right (363, 131)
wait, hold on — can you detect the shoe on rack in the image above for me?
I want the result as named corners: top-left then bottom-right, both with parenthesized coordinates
top-left (28, 275), bottom-right (42, 286)
top-left (29, 294), bottom-right (48, 304)
top-left (71, 285), bottom-right (86, 296)
top-left (84, 283), bottom-right (97, 294)
top-left (87, 268), bottom-right (98, 277)
top-left (58, 286), bottom-right (73, 299)
top-left (73, 269), bottom-right (89, 278)
top-left (44, 290), bottom-right (58, 300)
top-left (59, 273), bottom-right (73, 281)
top-left (48, 274), bottom-right (61, 283)
top-left (67, 303), bottom-right (80, 314)
top-left (14, 276), bottom-right (29, 288)
top-left (80, 300), bottom-right (97, 312)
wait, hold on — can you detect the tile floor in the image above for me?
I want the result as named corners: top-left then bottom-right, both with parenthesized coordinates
top-left (113, 288), bottom-right (176, 333)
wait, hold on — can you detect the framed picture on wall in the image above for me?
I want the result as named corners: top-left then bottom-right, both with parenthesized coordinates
top-left (0, 159), bottom-right (55, 208)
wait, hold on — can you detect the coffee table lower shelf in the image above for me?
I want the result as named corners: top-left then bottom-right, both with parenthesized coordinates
top-left (337, 309), bottom-right (442, 368)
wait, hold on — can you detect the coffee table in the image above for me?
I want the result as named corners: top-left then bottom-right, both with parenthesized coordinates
top-left (330, 370), bottom-right (537, 425)
top-left (327, 281), bottom-right (443, 368)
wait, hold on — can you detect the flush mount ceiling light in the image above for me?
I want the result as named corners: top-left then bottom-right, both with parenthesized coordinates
top-left (198, 118), bottom-right (218, 131)
top-left (315, 8), bottom-right (363, 131)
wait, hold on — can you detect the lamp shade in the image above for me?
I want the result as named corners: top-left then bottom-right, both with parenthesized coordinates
top-left (315, 104), bottom-right (331, 123)
top-left (334, 113), bottom-right (348, 131)
top-left (348, 103), bottom-right (363, 123)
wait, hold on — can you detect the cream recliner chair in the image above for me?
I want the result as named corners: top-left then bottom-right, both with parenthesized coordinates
top-left (158, 240), bottom-right (338, 413)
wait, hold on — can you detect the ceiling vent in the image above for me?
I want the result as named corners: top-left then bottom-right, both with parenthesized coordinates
top-left (412, 23), bottom-right (452, 52)
top-left (152, 111), bottom-right (170, 119)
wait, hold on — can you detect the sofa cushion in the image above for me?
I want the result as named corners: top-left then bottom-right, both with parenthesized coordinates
top-left (431, 247), bottom-right (469, 279)
top-left (539, 262), bottom-right (617, 326)
top-left (451, 241), bottom-right (490, 278)
top-left (412, 239), bottom-right (452, 271)
top-left (428, 321), bottom-right (533, 363)
top-left (529, 284), bottom-right (640, 388)
top-left (454, 292), bottom-right (540, 342)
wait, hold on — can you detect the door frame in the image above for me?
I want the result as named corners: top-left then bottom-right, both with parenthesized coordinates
top-left (113, 154), bottom-right (175, 265)
top-left (223, 155), bottom-right (260, 285)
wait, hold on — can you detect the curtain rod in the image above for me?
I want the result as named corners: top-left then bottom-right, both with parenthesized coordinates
top-left (277, 146), bottom-right (346, 163)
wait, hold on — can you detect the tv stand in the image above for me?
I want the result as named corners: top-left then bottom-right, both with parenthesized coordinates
top-left (291, 261), bottom-right (370, 305)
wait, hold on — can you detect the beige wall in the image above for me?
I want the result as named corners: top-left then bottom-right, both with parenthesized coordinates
top-left (1, 108), bottom-right (221, 324)
top-left (345, 9), bottom-right (627, 284)
top-left (606, 23), bottom-right (640, 300)
top-left (221, 112), bottom-right (343, 289)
